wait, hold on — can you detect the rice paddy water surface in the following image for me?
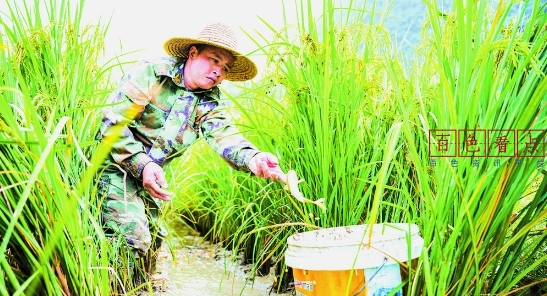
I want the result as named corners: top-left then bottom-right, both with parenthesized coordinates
top-left (152, 223), bottom-right (290, 296)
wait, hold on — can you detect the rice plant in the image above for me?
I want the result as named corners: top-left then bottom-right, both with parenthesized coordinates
top-left (0, 0), bottom-right (122, 294)
top-left (398, 0), bottom-right (547, 294)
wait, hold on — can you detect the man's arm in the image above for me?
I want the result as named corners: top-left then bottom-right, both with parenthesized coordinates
top-left (97, 61), bottom-right (158, 180)
top-left (198, 100), bottom-right (284, 180)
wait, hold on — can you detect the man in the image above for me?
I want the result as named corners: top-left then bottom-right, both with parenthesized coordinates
top-left (95, 23), bottom-right (284, 283)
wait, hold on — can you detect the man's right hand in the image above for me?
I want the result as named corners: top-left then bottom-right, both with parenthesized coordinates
top-left (142, 162), bottom-right (172, 201)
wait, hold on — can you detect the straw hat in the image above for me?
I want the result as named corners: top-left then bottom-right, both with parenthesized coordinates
top-left (163, 23), bottom-right (258, 82)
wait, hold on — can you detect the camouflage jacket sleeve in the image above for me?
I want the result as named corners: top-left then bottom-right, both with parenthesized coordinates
top-left (198, 98), bottom-right (261, 172)
top-left (98, 61), bottom-right (158, 179)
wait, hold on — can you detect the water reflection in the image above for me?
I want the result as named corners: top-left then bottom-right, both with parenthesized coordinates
top-left (154, 222), bottom-right (288, 296)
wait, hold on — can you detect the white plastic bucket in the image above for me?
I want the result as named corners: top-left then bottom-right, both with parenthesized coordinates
top-left (284, 223), bottom-right (423, 296)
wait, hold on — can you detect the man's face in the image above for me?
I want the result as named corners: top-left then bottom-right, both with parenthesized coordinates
top-left (183, 45), bottom-right (235, 91)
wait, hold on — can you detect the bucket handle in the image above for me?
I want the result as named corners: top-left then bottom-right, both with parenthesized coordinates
top-left (352, 257), bottom-right (388, 296)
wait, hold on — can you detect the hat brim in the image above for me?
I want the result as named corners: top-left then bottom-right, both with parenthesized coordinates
top-left (163, 37), bottom-right (257, 82)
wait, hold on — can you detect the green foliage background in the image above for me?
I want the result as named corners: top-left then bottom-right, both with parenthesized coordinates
top-left (0, 0), bottom-right (545, 295)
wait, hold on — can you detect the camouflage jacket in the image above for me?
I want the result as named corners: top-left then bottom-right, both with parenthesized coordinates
top-left (96, 56), bottom-right (260, 180)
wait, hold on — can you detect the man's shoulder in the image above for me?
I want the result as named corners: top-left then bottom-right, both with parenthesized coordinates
top-left (149, 56), bottom-right (183, 76)
top-left (129, 56), bottom-right (182, 77)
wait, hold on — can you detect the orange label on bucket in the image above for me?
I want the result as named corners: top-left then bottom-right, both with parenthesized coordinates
top-left (294, 280), bottom-right (314, 291)
top-left (292, 268), bottom-right (366, 296)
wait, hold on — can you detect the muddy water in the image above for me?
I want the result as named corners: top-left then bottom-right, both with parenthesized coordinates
top-left (151, 223), bottom-right (291, 296)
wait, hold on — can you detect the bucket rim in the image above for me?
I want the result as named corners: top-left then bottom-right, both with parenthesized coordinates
top-left (287, 223), bottom-right (420, 248)
top-left (284, 223), bottom-right (424, 270)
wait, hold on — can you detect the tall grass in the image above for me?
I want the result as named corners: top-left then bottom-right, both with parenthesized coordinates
top-left (399, 0), bottom-right (547, 294)
top-left (0, 0), bottom-right (120, 294)
top-left (0, 0), bottom-right (543, 294)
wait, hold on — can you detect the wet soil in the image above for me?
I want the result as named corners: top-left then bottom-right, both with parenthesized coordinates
top-left (146, 224), bottom-right (292, 296)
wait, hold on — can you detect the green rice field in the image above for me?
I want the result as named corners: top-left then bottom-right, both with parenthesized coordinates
top-left (0, 0), bottom-right (546, 295)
